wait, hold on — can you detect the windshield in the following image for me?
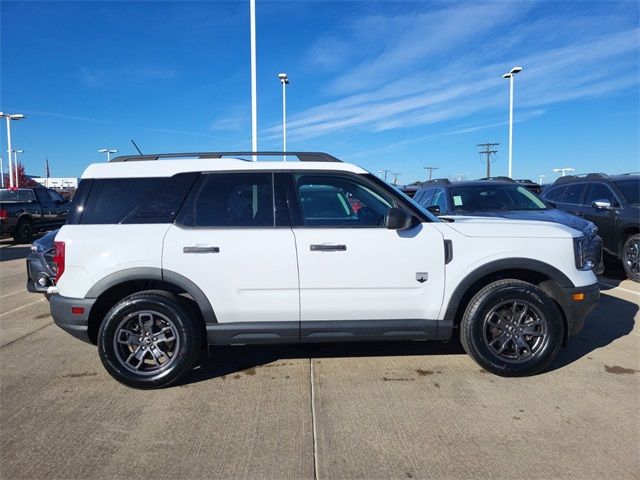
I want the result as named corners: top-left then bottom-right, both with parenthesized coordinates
top-left (449, 184), bottom-right (548, 212)
top-left (614, 179), bottom-right (639, 206)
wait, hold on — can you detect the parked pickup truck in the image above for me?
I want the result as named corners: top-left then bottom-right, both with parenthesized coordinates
top-left (0, 187), bottom-right (69, 243)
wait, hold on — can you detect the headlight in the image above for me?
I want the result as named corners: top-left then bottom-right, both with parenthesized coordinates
top-left (574, 236), bottom-right (597, 271)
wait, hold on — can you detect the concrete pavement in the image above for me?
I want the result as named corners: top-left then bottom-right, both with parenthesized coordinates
top-left (1, 239), bottom-right (638, 479)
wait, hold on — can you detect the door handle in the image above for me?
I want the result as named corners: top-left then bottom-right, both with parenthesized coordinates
top-left (183, 246), bottom-right (220, 254)
top-left (310, 244), bottom-right (347, 252)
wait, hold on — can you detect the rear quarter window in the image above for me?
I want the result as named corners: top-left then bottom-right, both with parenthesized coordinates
top-left (78, 174), bottom-right (197, 224)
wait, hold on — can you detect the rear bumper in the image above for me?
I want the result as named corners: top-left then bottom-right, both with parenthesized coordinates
top-left (558, 282), bottom-right (600, 337)
top-left (49, 294), bottom-right (95, 344)
top-left (26, 254), bottom-right (54, 293)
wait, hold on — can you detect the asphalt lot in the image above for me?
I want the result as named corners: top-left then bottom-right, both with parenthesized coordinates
top-left (0, 237), bottom-right (638, 480)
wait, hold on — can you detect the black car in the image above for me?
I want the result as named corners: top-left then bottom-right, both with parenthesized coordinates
top-left (26, 228), bottom-right (58, 295)
top-left (541, 173), bottom-right (639, 281)
top-left (0, 187), bottom-right (69, 243)
top-left (413, 179), bottom-right (603, 273)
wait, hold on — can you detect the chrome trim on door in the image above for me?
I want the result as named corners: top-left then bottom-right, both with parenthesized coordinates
top-left (183, 246), bottom-right (220, 254)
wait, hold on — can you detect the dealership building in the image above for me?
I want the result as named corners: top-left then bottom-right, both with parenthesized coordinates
top-left (33, 177), bottom-right (79, 189)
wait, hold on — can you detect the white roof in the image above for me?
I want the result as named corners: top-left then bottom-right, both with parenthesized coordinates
top-left (81, 158), bottom-right (368, 179)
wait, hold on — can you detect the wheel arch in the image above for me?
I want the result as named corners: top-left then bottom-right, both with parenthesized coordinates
top-left (85, 268), bottom-right (215, 344)
top-left (619, 226), bottom-right (639, 256)
top-left (444, 258), bottom-right (573, 338)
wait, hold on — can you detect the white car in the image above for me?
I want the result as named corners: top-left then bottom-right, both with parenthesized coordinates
top-left (48, 152), bottom-right (600, 388)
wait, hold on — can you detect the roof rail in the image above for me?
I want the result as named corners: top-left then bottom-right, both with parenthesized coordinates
top-left (110, 151), bottom-right (342, 163)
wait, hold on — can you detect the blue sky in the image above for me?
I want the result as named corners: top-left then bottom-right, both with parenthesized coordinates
top-left (1, 0), bottom-right (638, 183)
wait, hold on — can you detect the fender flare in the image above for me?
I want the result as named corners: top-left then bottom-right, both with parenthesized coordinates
top-left (442, 258), bottom-right (574, 321)
top-left (85, 267), bottom-right (216, 324)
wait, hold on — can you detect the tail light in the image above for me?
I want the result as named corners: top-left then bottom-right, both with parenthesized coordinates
top-left (0, 209), bottom-right (7, 221)
top-left (53, 241), bottom-right (65, 283)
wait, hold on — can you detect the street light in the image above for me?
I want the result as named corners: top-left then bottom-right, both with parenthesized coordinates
top-left (0, 156), bottom-right (4, 188)
top-left (250, 0), bottom-right (258, 160)
top-left (278, 73), bottom-right (289, 161)
top-left (12, 149), bottom-right (24, 188)
top-left (553, 168), bottom-right (575, 177)
top-left (98, 148), bottom-right (118, 162)
top-left (538, 174), bottom-right (546, 185)
top-left (502, 66), bottom-right (522, 178)
top-left (0, 112), bottom-right (26, 188)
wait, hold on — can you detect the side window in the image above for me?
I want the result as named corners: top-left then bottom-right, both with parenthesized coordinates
top-left (543, 186), bottom-right (565, 202)
top-left (34, 189), bottom-right (51, 204)
top-left (177, 172), bottom-right (274, 227)
top-left (294, 174), bottom-right (392, 227)
top-left (585, 183), bottom-right (618, 207)
top-left (560, 184), bottom-right (586, 204)
top-left (48, 189), bottom-right (64, 203)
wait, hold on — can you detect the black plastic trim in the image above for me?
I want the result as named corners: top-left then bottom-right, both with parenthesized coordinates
top-left (49, 295), bottom-right (94, 344)
top-left (443, 258), bottom-right (575, 321)
top-left (444, 239), bottom-right (453, 264)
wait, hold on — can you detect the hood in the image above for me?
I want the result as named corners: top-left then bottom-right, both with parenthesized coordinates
top-left (448, 209), bottom-right (594, 234)
top-left (437, 216), bottom-right (578, 238)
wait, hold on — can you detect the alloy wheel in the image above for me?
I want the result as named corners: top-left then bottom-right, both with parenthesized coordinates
top-left (482, 300), bottom-right (548, 363)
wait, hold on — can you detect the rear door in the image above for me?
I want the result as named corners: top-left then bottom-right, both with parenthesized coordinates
top-left (289, 172), bottom-right (445, 330)
top-left (162, 172), bottom-right (300, 328)
top-left (583, 183), bottom-right (621, 253)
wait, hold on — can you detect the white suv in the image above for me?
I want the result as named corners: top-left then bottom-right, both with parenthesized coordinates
top-left (48, 152), bottom-right (600, 388)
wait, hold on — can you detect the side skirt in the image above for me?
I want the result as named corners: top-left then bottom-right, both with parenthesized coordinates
top-left (206, 319), bottom-right (452, 345)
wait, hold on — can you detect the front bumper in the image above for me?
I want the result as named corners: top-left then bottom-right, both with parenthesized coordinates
top-left (49, 294), bottom-right (95, 344)
top-left (558, 282), bottom-right (600, 337)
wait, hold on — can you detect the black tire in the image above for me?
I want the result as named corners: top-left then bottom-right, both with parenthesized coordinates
top-left (621, 234), bottom-right (640, 283)
top-left (97, 291), bottom-right (202, 389)
top-left (13, 218), bottom-right (34, 244)
top-left (460, 279), bottom-right (564, 377)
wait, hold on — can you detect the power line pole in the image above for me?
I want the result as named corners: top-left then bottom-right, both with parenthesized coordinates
top-left (477, 143), bottom-right (499, 178)
top-left (423, 166), bottom-right (439, 181)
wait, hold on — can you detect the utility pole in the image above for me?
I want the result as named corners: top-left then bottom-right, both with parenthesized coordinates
top-left (378, 169), bottom-right (391, 181)
top-left (423, 166), bottom-right (439, 181)
top-left (477, 143), bottom-right (499, 178)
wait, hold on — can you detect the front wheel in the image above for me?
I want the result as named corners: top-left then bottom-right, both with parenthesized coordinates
top-left (97, 291), bottom-right (202, 389)
top-left (460, 279), bottom-right (564, 377)
top-left (621, 234), bottom-right (640, 282)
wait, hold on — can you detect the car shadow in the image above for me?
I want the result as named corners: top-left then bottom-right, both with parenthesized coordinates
top-left (181, 338), bottom-right (466, 386)
top-left (0, 245), bottom-right (31, 262)
top-left (549, 291), bottom-right (637, 371)
top-left (179, 291), bottom-right (637, 386)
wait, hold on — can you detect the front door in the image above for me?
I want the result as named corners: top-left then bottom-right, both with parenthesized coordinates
top-left (162, 172), bottom-right (300, 331)
top-left (289, 172), bottom-right (445, 336)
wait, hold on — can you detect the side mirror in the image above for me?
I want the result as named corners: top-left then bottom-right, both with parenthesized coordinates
top-left (591, 199), bottom-right (611, 210)
top-left (426, 205), bottom-right (441, 215)
top-left (385, 208), bottom-right (413, 230)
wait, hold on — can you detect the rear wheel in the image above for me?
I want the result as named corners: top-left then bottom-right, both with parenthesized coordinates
top-left (97, 291), bottom-right (202, 389)
top-left (621, 234), bottom-right (640, 282)
top-left (13, 218), bottom-right (34, 244)
top-left (460, 279), bottom-right (564, 376)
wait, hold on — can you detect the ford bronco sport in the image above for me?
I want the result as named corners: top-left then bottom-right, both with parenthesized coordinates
top-left (48, 152), bottom-right (600, 388)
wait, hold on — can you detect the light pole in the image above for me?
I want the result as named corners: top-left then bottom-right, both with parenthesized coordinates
top-left (553, 168), bottom-right (575, 177)
top-left (12, 149), bottom-right (24, 187)
top-left (391, 173), bottom-right (401, 185)
top-left (0, 112), bottom-right (26, 188)
top-left (502, 66), bottom-right (522, 178)
top-left (250, 0), bottom-right (258, 160)
top-left (456, 173), bottom-right (464, 182)
top-left (98, 148), bottom-right (118, 162)
top-left (0, 156), bottom-right (3, 188)
top-left (538, 174), bottom-right (546, 185)
top-left (278, 73), bottom-right (289, 161)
